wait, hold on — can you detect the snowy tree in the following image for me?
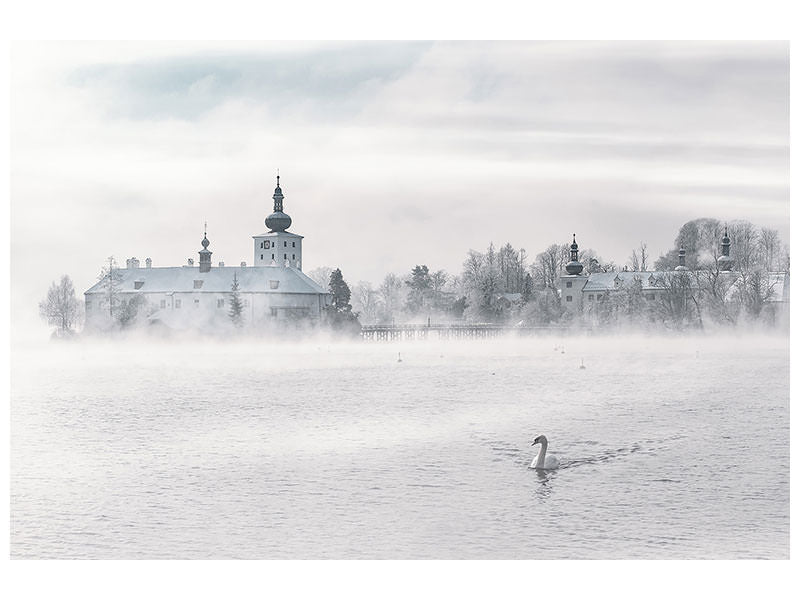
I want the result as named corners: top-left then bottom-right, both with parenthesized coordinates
top-left (39, 275), bottom-right (80, 336)
top-left (307, 266), bottom-right (334, 290)
top-left (325, 268), bottom-right (361, 334)
top-left (228, 272), bottom-right (244, 327)
top-left (117, 294), bottom-right (148, 329)
top-left (97, 256), bottom-right (123, 319)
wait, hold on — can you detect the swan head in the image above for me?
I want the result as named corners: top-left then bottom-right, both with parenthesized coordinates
top-left (531, 435), bottom-right (548, 446)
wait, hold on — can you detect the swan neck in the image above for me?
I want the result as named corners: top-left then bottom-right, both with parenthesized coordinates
top-left (534, 440), bottom-right (548, 468)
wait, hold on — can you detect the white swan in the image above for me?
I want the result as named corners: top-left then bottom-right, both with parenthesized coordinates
top-left (530, 435), bottom-right (560, 470)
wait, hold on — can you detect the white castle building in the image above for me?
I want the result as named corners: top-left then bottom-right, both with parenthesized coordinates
top-left (559, 231), bottom-right (789, 318)
top-left (84, 176), bottom-right (331, 331)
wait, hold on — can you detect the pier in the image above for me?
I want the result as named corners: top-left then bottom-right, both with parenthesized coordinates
top-left (360, 323), bottom-right (566, 341)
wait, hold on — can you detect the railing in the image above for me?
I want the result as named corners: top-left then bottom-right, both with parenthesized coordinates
top-left (360, 323), bottom-right (567, 341)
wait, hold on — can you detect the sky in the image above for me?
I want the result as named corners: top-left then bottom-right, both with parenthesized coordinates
top-left (10, 41), bottom-right (789, 333)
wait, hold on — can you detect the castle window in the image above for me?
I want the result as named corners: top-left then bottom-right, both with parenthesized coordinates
top-left (284, 253), bottom-right (287, 259)
top-left (292, 254), bottom-right (295, 259)
top-left (261, 254), bottom-right (263, 260)
top-left (193, 280), bottom-right (203, 289)
top-left (194, 299), bottom-right (200, 307)
top-left (217, 299), bottom-right (225, 308)
top-left (566, 281), bottom-right (573, 288)
top-left (646, 293), bottom-right (655, 301)
top-left (271, 254), bottom-right (275, 259)
top-left (86, 300), bottom-right (92, 310)
top-left (134, 281), bottom-right (144, 290)
top-left (175, 299), bottom-right (182, 308)
top-left (284, 241), bottom-right (287, 247)
top-left (597, 294), bottom-right (603, 301)
top-left (270, 307), bottom-right (278, 316)
top-left (160, 299), bottom-right (166, 309)
top-left (588, 294), bottom-right (594, 301)
top-left (269, 280), bottom-right (279, 289)
top-left (271, 242), bottom-right (275, 248)
top-left (292, 242), bottom-right (295, 247)
top-left (566, 295), bottom-right (573, 302)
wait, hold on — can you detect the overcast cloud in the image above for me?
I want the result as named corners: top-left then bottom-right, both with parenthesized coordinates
top-left (10, 41), bottom-right (789, 336)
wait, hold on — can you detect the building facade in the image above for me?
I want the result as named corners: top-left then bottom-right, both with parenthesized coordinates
top-left (84, 176), bottom-right (331, 331)
top-left (559, 229), bottom-right (789, 322)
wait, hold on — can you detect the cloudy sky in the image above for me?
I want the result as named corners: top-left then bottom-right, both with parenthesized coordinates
top-left (10, 41), bottom-right (789, 331)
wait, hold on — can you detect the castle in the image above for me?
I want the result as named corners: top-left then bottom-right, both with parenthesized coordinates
top-left (84, 176), bottom-right (331, 331)
top-left (559, 231), bottom-right (789, 319)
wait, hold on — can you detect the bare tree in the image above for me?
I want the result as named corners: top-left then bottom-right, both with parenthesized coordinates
top-left (97, 256), bottom-right (123, 320)
top-left (352, 281), bottom-right (380, 325)
top-left (378, 273), bottom-right (404, 323)
top-left (307, 266), bottom-right (334, 290)
top-left (39, 275), bottom-right (80, 335)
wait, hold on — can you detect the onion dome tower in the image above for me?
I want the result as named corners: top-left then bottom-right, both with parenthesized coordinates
top-left (265, 174), bottom-right (292, 233)
top-left (253, 172), bottom-right (304, 269)
top-left (718, 226), bottom-right (734, 272)
top-left (674, 246), bottom-right (689, 271)
top-left (565, 234), bottom-right (584, 275)
top-left (198, 224), bottom-right (212, 273)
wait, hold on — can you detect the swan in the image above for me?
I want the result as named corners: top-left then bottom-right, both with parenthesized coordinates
top-left (397, 352), bottom-right (403, 363)
top-left (530, 435), bottom-right (560, 470)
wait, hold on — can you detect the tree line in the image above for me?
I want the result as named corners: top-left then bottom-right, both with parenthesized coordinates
top-left (39, 218), bottom-right (788, 337)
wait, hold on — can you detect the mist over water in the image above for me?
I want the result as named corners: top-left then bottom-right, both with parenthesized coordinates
top-left (10, 333), bottom-right (789, 559)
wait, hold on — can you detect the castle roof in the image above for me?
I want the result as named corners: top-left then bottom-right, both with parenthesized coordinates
top-left (85, 266), bottom-right (327, 296)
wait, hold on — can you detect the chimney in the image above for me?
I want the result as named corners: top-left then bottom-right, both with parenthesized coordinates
top-left (188, 258), bottom-right (194, 267)
top-left (126, 258), bottom-right (132, 269)
top-left (240, 261), bottom-right (246, 267)
top-left (131, 257), bottom-right (140, 269)
top-left (218, 261), bottom-right (225, 267)
top-left (145, 257), bottom-right (152, 268)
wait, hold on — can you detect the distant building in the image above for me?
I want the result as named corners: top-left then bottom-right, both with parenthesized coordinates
top-left (559, 230), bottom-right (789, 322)
top-left (84, 176), bottom-right (331, 331)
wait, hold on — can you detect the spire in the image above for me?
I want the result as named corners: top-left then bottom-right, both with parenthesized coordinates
top-left (273, 172), bottom-right (284, 213)
top-left (719, 224), bottom-right (734, 271)
top-left (265, 172), bottom-right (292, 232)
top-left (675, 246), bottom-right (688, 271)
top-left (199, 225), bottom-right (212, 272)
top-left (566, 233), bottom-right (584, 275)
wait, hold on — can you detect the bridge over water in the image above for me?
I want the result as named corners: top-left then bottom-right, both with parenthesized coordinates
top-left (360, 324), bottom-right (567, 341)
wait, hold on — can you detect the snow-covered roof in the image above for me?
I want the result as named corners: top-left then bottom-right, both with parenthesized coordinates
top-left (582, 271), bottom-right (674, 292)
top-left (84, 266), bottom-right (328, 295)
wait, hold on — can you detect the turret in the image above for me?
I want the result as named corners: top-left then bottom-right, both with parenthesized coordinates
top-left (718, 226), bottom-right (734, 272)
top-left (565, 234), bottom-right (584, 275)
top-left (199, 225), bottom-right (212, 273)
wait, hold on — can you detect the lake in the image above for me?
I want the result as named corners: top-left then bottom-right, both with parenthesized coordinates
top-left (10, 333), bottom-right (790, 559)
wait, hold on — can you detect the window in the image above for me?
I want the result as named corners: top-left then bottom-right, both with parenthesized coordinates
top-left (596, 294), bottom-right (603, 301)
top-left (271, 253), bottom-right (275, 259)
top-left (269, 280), bottom-right (279, 289)
top-left (193, 280), bottom-right (203, 289)
top-left (588, 294), bottom-right (594, 301)
top-left (271, 241), bottom-right (275, 248)
top-left (566, 295), bottom-right (573, 302)
top-left (292, 254), bottom-right (295, 259)
top-left (292, 242), bottom-right (295, 247)
top-left (86, 300), bottom-right (92, 310)
top-left (261, 254), bottom-right (263, 260)
top-left (284, 253), bottom-right (287, 259)
top-left (134, 281), bottom-right (144, 289)
top-left (566, 281), bottom-right (573, 288)
top-left (270, 307), bottom-right (278, 317)
top-left (160, 299), bottom-right (166, 309)
top-left (284, 241), bottom-right (287, 247)
top-left (646, 293), bottom-right (655, 301)
top-left (217, 299), bottom-right (225, 308)
top-left (175, 299), bottom-right (182, 308)
top-left (194, 299), bottom-right (200, 307)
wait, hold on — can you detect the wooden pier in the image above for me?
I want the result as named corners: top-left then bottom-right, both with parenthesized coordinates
top-left (360, 324), bottom-right (565, 341)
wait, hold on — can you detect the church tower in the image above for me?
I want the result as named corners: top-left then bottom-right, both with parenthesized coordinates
top-left (198, 226), bottom-right (212, 273)
top-left (253, 174), bottom-right (304, 269)
top-left (560, 233), bottom-right (588, 312)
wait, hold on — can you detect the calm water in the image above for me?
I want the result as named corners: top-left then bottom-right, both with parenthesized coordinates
top-left (10, 334), bottom-right (790, 559)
